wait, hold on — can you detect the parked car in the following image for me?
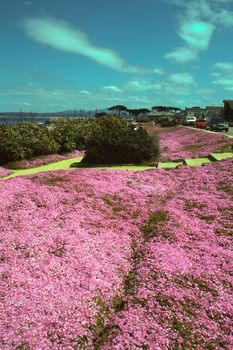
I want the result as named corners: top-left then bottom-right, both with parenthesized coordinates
top-left (208, 118), bottom-right (229, 132)
top-left (182, 116), bottom-right (196, 126)
top-left (160, 117), bottom-right (178, 127)
top-left (194, 118), bottom-right (208, 129)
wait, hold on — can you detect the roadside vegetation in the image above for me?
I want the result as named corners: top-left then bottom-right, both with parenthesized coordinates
top-left (0, 119), bottom-right (94, 165)
top-left (146, 125), bottom-right (233, 161)
top-left (81, 115), bottom-right (160, 165)
top-left (0, 117), bottom-right (159, 167)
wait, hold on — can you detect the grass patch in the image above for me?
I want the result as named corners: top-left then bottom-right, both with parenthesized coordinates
top-left (140, 210), bottom-right (169, 240)
top-left (112, 295), bottom-right (126, 312)
top-left (183, 144), bottom-right (200, 151)
top-left (215, 229), bottom-right (233, 236)
top-left (41, 176), bottom-right (67, 186)
top-left (171, 316), bottom-right (193, 338)
top-left (15, 342), bottom-right (30, 350)
top-left (218, 181), bottom-right (233, 196)
top-left (194, 278), bottom-right (218, 297)
top-left (181, 299), bottom-right (201, 317)
top-left (172, 274), bottom-right (218, 296)
top-left (131, 249), bottom-right (145, 264)
top-left (131, 297), bottom-right (147, 307)
top-left (123, 271), bottom-right (137, 295)
top-left (102, 194), bottom-right (124, 213)
top-left (70, 161), bottom-right (155, 171)
top-left (131, 209), bottom-right (141, 218)
top-left (171, 317), bottom-right (204, 350)
top-left (197, 214), bottom-right (215, 222)
top-left (71, 335), bottom-right (89, 349)
top-left (91, 297), bottom-right (119, 350)
top-left (48, 241), bottom-right (66, 257)
top-left (155, 294), bottom-right (176, 309)
top-left (215, 144), bottom-right (233, 153)
top-left (185, 200), bottom-right (207, 211)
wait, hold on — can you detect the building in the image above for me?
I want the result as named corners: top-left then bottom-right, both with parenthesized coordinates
top-left (185, 107), bottom-right (205, 117)
top-left (222, 100), bottom-right (233, 123)
top-left (205, 106), bottom-right (222, 120)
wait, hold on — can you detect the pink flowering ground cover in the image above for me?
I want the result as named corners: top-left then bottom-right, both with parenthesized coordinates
top-left (149, 126), bottom-right (233, 161)
top-left (0, 167), bottom-right (12, 178)
top-left (6, 150), bottom-right (84, 169)
top-left (0, 157), bottom-right (232, 349)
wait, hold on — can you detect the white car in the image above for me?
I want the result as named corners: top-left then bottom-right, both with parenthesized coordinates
top-left (183, 116), bottom-right (196, 126)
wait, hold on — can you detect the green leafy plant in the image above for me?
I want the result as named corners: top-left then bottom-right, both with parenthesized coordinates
top-left (82, 116), bottom-right (160, 164)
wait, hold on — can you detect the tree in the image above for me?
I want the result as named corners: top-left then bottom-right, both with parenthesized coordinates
top-left (152, 106), bottom-right (170, 111)
top-left (107, 105), bottom-right (128, 116)
top-left (95, 112), bottom-right (108, 118)
top-left (128, 108), bottom-right (150, 116)
top-left (151, 106), bottom-right (182, 112)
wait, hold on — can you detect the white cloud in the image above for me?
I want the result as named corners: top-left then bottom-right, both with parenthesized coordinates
top-left (21, 17), bottom-right (145, 73)
top-left (168, 72), bottom-right (195, 86)
top-left (152, 68), bottom-right (164, 75)
top-left (165, 46), bottom-right (197, 63)
top-left (179, 21), bottom-right (215, 50)
top-left (79, 90), bottom-right (91, 95)
top-left (102, 85), bottom-right (122, 93)
top-left (213, 62), bottom-right (233, 71)
top-left (166, 19), bottom-right (215, 63)
top-left (212, 61), bottom-right (233, 91)
top-left (165, 0), bottom-right (233, 63)
top-left (215, 10), bottom-right (233, 27)
top-left (0, 81), bottom-right (215, 111)
top-left (124, 80), bottom-right (162, 92)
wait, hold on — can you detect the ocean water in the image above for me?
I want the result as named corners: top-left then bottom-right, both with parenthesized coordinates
top-left (0, 116), bottom-right (51, 125)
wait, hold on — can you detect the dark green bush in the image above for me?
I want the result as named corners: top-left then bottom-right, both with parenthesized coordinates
top-left (51, 121), bottom-right (76, 153)
top-left (0, 117), bottom-right (159, 166)
top-left (82, 116), bottom-right (160, 164)
top-left (0, 125), bottom-right (27, 163)
top-left (52, 119), bottom-right (94, 152)
top-left (17, 123), bottom-right (59, 156)
top-left (0, 123), bottom-right (59, 164)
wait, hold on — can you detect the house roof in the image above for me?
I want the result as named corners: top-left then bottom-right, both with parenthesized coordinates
top-left (223, 100), bottom-right (233, 109)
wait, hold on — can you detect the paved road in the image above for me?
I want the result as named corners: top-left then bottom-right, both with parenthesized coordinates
top-left (214, 126), bottom-right (233, 137)
top-left (184, 125), bottom-right (233, 138)
top-left (190, 126), bottom-right (233, 138)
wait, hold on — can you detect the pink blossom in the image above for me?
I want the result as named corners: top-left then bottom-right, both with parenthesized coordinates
top-left (156, 126), bottom-right (232, 160)
top-left (0, 167), bottom-right (12, 178)
top-left (0, 128), bottom-right (232, 349)
top-left (9, 150), bottom-right (84, 169)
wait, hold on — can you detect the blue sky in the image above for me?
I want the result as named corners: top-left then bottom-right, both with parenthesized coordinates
top-left (1, 0), bottom-right (233, 112)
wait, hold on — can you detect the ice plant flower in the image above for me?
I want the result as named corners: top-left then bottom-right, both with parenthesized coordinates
top-left (0, 132), bottom-right (232, 348)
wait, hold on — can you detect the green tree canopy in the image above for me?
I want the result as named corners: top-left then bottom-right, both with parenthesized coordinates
top-left (107, 105), bottom-right (128, 116)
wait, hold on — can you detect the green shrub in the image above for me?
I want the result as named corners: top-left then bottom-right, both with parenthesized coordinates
top-left (52, 119), bottom-right (94, 152)
top-left (17, 123), bottom-right (59, 156)
top-left (82, 116), bottom-right (160, 164)
top-left (0, 123), bottom-right (59, 165)
top-left (0, 125), bottom-right (34, 163)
